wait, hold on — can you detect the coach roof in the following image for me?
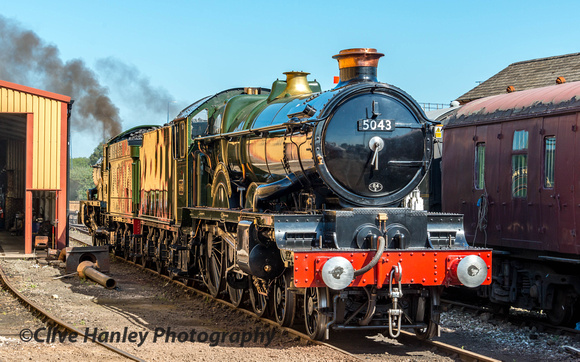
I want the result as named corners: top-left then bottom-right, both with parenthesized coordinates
top-left (446, 80), bottom-right (580, 128)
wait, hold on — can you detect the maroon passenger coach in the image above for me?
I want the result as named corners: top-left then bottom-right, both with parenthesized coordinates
top-left (442, 81), bottom-right (580, 325)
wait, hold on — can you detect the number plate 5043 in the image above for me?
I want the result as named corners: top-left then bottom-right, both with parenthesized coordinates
top-left (357, 119), bottom-right (395, 131)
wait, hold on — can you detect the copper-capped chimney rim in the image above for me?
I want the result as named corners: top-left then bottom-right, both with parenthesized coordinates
top-left (332, 48), bottom-right (384, 69)
top-left (333, 48), bottom-right (384, 86)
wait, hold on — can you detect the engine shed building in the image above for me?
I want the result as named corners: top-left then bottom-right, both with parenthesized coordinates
top-left (0, 80), bottom-right (70, 255)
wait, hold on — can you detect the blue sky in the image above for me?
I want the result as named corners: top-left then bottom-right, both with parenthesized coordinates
top-left (1, 1), bottom-right (579, 157)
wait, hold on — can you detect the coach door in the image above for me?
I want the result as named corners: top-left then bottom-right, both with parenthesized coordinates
top-left (498, 119), bottom-right (542, 249)
top-left (539, 114), bottom-right (577, 254)
top-left (470, 123), bottom-right (503, 247)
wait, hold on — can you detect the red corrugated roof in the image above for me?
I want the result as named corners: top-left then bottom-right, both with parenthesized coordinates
top-left (0, 79), bottom-right (71, 103)
top-left (450, 81), bottom-right (580, 126)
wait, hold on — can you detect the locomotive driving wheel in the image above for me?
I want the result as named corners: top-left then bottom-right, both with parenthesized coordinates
top-left (226, 241), bottom-right (245, 307)
top-left (249, 276), bottom-right (268, 317)
top-left (204, 175), bottom-right (231, 299)
top-left (304, 287), bottom-right (329, 340)
top-left (273, 271), bottom-right (296, 327)
top-left (204, 232), bottom-right (225, 298)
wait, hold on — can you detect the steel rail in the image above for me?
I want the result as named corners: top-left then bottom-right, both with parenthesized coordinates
top-left (398, 330), bottom-right (501, 362)
top-left (69, 234), bottom-right (358, 358)
top-left (0, 264), bottom-right (144, 362)
top-left (115, 256), bottom-right (361, 361)
top-left (70, 232), bottom-right (501, 361)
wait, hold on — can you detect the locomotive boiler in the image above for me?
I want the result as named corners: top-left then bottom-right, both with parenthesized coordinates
top-left (80, 48), bottom-right (492, 340)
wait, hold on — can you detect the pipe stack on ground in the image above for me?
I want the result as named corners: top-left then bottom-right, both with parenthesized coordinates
top-left (77, 261), bottom-right (116, 289)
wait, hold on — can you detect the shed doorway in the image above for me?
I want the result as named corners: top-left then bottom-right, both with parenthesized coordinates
top-left (0, 113), bottom-right (26, 254)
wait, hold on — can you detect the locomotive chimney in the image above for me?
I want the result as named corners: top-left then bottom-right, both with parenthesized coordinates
top-left (332, 48), bottom-right (384, 86)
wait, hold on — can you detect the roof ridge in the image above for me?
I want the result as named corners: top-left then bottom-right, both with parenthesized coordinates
top-left (510, 52), bottom-right (580, 67)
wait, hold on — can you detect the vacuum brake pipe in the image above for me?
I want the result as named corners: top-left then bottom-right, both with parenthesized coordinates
top-left (77, 261), bottom-right (116, 289)
top-left (353, 236), bottom-right (386, 276)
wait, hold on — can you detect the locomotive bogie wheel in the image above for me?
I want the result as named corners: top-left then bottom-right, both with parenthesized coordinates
top-left (273, 272), bottom-right (296, 327)
top-left (304, 287), bottom-right (329, 340)
top-left (204, 233), bottom-right (224, 298)
top-left (249, 277), bottom-right (269, 318)
top-left (414, 297), bottom-right (439, 340)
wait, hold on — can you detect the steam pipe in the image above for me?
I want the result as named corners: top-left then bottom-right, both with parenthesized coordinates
top-left (77, 261), bottom-right (116, 289)
top-left (353, 236), bottom-right (385, 277)
top-left (252, 174), bottom-right (302, 211)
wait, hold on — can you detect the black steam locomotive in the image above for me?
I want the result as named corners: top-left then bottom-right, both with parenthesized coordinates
top-left (80, 48), bottom-right (492, 340)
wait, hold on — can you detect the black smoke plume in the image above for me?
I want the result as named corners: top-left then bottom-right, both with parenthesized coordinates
top-left (0, 16), bottom-right (122, 138)
top-left (0, 16), bottom-right (182, 144)
top-left (95, 58), bottom-right (175, 117)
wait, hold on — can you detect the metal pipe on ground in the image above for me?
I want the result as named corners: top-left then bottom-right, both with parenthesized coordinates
top-left (77, 261), bottom-right (116, 289)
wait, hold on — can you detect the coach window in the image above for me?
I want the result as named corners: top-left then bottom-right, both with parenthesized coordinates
top-left (191, 109), bottom-right (209, 138)
top-left (511, 130), bottom-right (528, 198)
top-left (544, 136), bottom-right (556, 188)
top-left (474, 143), bottom-right (486, 189)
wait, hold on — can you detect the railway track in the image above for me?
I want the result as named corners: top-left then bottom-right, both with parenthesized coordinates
top-left (0, 262), bottom-right (144, 361)
top-left (65, 230), bottom-right (500, 361)
top-left (441, 297), bottom-right (580, 338)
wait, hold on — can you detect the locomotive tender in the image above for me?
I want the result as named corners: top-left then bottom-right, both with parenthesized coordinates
top-left (80, 48), bottom-right (492, 340)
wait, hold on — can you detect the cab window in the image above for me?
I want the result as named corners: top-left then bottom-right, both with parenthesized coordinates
top-left (191, 109), bottom-right (208, 138)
